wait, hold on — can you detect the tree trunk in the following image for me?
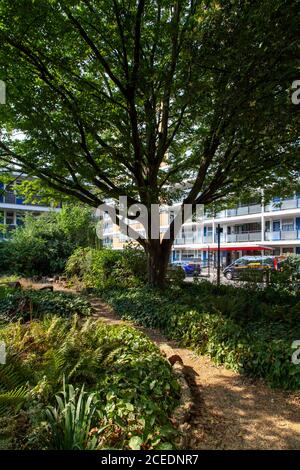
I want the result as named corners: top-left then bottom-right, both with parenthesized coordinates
top-left (146, 239), bottom-right (172, 288)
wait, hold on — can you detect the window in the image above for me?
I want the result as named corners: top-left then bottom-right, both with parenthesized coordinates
top-left (0, 182), bottom-right (3, 203)
top-left (16, 212), bottom-right (24, 226)
top-left (234, 258), bottom-right (248, 266)
top-left (4, 184), bottom-right (16, 204)
top-left (282, 247), bottom-right (294, 254)
top-left (15, 180), bottom-right (24, 204)
top-left (282, 218), bottom-right (294, 231)
top-left (103, 236), bottom-right (112, 246)
top-left (234, 222), bottom-right (261, 233)
top-left (182, 228), bottom-right (194, 241)
top-left (6, 211), bottom-right (14, 225)
top-left (182, 250), bottom-right (196, 259)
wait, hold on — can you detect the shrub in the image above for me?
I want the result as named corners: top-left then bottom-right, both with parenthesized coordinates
top-left (0, 289), bottom-right (92, 323)
top-left (166, 265), bottom-right (185, 285)
top-left (0, 316), bottom-right (179, 450)
top-left (99, 283), bottom-right (300, 390)
top-left (0, 206), bottom-right (97, 277)
top-left (66, 247), bottom-right (148, 288)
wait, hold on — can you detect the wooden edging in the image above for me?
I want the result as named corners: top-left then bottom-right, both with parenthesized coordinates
top-left (159, 343), bottom-right (194, 449)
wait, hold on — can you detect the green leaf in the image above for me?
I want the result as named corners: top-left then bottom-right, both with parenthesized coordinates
top-left (128, 436), bottom-right (143, 450)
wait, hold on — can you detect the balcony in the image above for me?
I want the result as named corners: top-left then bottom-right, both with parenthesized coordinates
top-left (174, 230), bottom-right (300, 245)
top-left (174, 235), bottom-right (202, 245)
top-left (203, 235), bottom-right (213, 243)
top-left (227, 204), bottom-right (262, 217)
top-left (264, 198), bottom-right (300, 212)
top-left (0, 193), bottom-right (50, 208)
top-left (214, 204), bottom-right (262, 218)
top-left (211, 197), bottom-right (300, 219)
top-left (174, 228), bottom-right (300, 246)
top-left (227, 231), bottom-right (262, 243)
top-left (265, 230), bottom-right (300, 241)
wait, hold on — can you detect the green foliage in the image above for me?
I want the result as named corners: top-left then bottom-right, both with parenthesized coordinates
top-left (0, 0), bottom-right (298, 205)
top-left (0, 314), bottom-right (179, 450)
top-left (166, 265), bottom-right (185, 286)
top-left (66, 247), bottom-right (147, 288)
top-left (66, 247), bottom-right (185, 288)
top-left (0, 288), bottom-right (92, 323)
top-left (0, 0), bottom-right (298, 286)
top-left (46, 380), bottom-right (100, 450)
top-left (267, 254), bottom-right (300, 295)
top-left (0, 205), bottom-right (97, 277)
top-left (99, 282), bottom-right (300, 390)
top-left (0, 364), bottom-right (28, 417)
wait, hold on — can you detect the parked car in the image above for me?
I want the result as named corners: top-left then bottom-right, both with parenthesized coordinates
top-left (223, 256), bottom-right (276, 281)
top-left (171, 259), bottom-right (202, 277)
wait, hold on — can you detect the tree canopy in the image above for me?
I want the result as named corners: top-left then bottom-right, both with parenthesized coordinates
top-left (0, 0), bottom-right (299, 284)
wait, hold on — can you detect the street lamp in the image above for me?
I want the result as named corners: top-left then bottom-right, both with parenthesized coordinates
top-left (207, 245), bottom-right (210, 277)
top-left (216, 224), bottom-right (223, 287)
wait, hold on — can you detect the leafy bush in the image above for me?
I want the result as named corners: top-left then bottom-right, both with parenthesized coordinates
top-left (66, 247), bottom-right (148, 288)
top-left (267, 254), bottom-right (300, 294)
top-left (166, 265), bottom-right (186, 285)
top-left (66, 247), bottom-right (186, 288)
top-left (0, 316), bottom-right (179, 450)
top-left (99, 282), bottom-right (300, 390)
top-left (0, 288), bottom-right (92, 323)
top-left (0, 205), bottom-right (97, 277)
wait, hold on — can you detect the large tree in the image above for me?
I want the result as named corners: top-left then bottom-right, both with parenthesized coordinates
top-left (0, 0), bottom-right (299, 286)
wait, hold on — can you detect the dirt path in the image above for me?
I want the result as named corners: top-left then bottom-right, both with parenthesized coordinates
top-left (88, 297), bottom-right (300, 450)
top-left (21, 281), bottom-right (300, 449)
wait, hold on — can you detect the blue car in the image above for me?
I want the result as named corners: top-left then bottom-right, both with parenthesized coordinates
top-left (171, 260), bottom-right (201, 277)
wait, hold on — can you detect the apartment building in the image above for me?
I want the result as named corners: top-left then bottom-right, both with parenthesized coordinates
top-left (0, 177), bottom-right (60, 238)
top-left (102, 194), bottom-right (300, 266)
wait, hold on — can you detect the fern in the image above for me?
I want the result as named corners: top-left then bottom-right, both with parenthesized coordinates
top-left (0, 364), bottom-right (28, 416)
top-left (0, 387), bottom-right (28, 416)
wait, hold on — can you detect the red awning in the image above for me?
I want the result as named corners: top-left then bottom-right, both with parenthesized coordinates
top-left (205, 245), bottom-right (273, 252)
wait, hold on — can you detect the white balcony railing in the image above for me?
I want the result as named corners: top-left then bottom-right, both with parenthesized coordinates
top-left (174, 229), bottom-right (300, 245)
top-left (249, 204), bottom-right (262, 214)
top-left (265, 230), bottom-right (300, 241)
top-left (209, 197), bottom-right (300, 219)
top-left (265, 199), bottom-right (300, 212)
top-left (203, 235), bottom-right (213, 243)
top-left (227, 231), bottom-right (262, 243)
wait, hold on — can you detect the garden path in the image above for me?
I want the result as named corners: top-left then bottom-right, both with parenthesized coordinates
top-left (23, 280), bottom-right (300, 450)
top-left (88, 297), bottom-right (300, 450)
